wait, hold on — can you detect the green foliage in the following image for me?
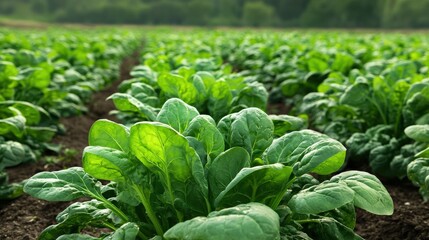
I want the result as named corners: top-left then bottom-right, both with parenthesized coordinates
top-left (0, 29), bottom-right (140, 200)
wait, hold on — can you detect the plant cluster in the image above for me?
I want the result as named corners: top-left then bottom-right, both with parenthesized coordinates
top-left (0, 29), bottom-right (140, 199)
top-left (25, 99), bottom-right (393, 239)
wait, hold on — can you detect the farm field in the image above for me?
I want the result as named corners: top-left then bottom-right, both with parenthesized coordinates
top-left (1, 27), bottom-right (429, 240)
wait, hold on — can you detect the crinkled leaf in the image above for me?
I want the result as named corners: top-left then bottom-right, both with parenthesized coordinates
top-left (0, 141), bottom-right (36, 169)
top-left (301, 217), bottom-right (364, 240)
top-left (130, 122), bottom-right (209, 217)
top-left (158, 73), bottom-right (199, 105)
top-left (262, 130), bottom-right (346, 176)
top-left (108, 93), bottom-right (157, 121)
top-left (88, 119), bottom-right (130, 153)
top-left (288, 182), bottom-right (354, 214)
top-left (215, 164), bottom-right (293, 208)
top-left (269, 114), bottom-right (307, 137)
top-left (157, 98), bottom-right (199, 133)
top-left (207, 147), bottom-right (250, 200)
top-left (208, 80), bottom-right (233, 121)
top-left (0, 183), bottom-right (23, 200)
top-left (405, 125), bottom-right (429, 143)
top-left (184, 115), bottom-right (224, 160)
top-left (40, 200), bottom-right (113, 240)
top-left (24, 167), bottom-right (103, 201)
top-left (164, 203), bottom-right (280, 240)
top-left (407, 158), bottom-right (429, 201)
top-left (330, 171), bottom-right (394, 215)
top-left (218, 108), bottom-right (274, 159)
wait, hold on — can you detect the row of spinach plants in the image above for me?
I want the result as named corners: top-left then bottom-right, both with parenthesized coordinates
top-left (227, 31), bottom-right (429, 201)
top-left (23, 31), bottom-right (395, 239)
top-left (0, 29), bottom-right (140, 199)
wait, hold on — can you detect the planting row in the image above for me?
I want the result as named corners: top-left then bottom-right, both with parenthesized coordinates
top-left (0, 29), bottom-right (140, 200)
top-left (23, 30), bottom-right (400, 239)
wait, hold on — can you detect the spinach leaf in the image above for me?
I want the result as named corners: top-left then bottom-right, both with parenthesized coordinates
top-left (130, 122), bottom-right (210, 219)
top-left (164, 203), bottom-right (280, 240)
top-left (218, 108), bottom-right (274, 159)
top-left (206, 147), bottom-right (250, 201)
top-left (157, 98), bottom-right (199, 134)
top-left (263, 130), bottom-right (346, 176)
top-left (215, 163), bottom-right (293, 209)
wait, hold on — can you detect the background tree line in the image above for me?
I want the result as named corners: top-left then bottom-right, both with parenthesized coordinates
top-left (1, 0), bottom-right (429, 28)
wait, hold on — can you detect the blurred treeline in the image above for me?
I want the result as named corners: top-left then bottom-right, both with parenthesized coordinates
top-left (1, 0), bottom-right (429, 28)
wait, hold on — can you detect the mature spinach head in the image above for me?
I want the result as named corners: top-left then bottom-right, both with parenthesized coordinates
top-left (24, 99), bottom-right (393, 239)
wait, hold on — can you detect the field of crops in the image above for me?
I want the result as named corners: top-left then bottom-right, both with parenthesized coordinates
top-left (1, 28), bottom-right (429, 240)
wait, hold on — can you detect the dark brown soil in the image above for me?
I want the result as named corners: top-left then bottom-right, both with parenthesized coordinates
top-left (267, 102), bottom-right (291, 115)
top-left (355, 180), bottom-right (429, 240)
top-left (0, 51), bottom-right (139, 240)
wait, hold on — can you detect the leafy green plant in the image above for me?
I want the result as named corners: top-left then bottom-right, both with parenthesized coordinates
top-left (24, 99), bottom-right (393, 239)
top-left (405, 125), bottom-right (429, 201)
top-left (0, 29), bottom-right (140, 199)
top-left (110, 66), bottom-right (268, 122)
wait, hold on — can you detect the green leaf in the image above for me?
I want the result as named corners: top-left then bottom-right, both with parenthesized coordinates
top-left (130, 122), bottom-right (209, 217)
top-left (0, 183), bottom-right (23, 200)
top-left (269, 115), bottom-right (307, 137)
top-left (330, 171), bottom-right (394, 215)
top-left (88, 119), bottom-right (130, 153)
top-left (0, 114), bottom-right (26, 138)
top-left (108, 93), bottom-right (157, 121)
top-left (405, 125), bottom-right (429, 143)
top-left (56, 223), bottom-right (140, 240)
top-left (207, 147), bottom-right (250, 200)
top-left (157, 98), bottom-right (199, 133)
top-left (105, 222), bottom-right (140, 240)
top-left (0, 61), bottom-right (18, 82)
top-left (332, 53), bottom-right (354, 73)
top-left (20, 67), bottom-right (51, 89)
top-left (23, 167), bottom-right (103, 201)
top-left (0, 141), bottom-right (36, 169)
top-left (288, 182), bottom-right (354, 214)
top-left (83, 146), bottom-right (130, 182)
top-left (218, 108), bottom-right (274, 159)
top-left (208, 80), bottom-right (233, 121)
top-left (407, 158), bottom-right (429, 201)
top-left (158, 73), bottom-right (199, 105)
top-left (0, 101), bottom-right (48, 125)
top-left (308, 58), bottom-right (328, 72)
top-left (320, 203), bottom-right (356, 229)
top-left (164, 203), bottom-right (280, 240)
top-left (301, 217), bottom-right (364, 240)
top-left (215, 164), bottom-right (293, 208)
top-left (340, 82), bottom-right (371, 108)
top-left (184, 115), bottom-right (225, 160)
top-left (262, 130), bottom-right (346, 176)
top-left (387, 60), bottom-right (417, 82)
top-left (280, 79), bottom-right (300, 97)
top-left (57, 234), bottom-right (99, 240)
top-left (26, 126), bottom-right (57, 142)
top-left (235, 82), bottom-right (268, 110)
top-left (40, 200), bottom-right (113, 240)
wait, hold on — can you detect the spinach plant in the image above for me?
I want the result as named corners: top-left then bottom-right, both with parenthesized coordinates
top-left (24, 99), bottom-right (393, 239)
top-left (109, 64), bottom-right (268, 123)
top-left (405, 125), bottom-right (429, 201)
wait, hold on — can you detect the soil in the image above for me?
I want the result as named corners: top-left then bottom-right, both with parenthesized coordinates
top-left (0, 51), bottom-right (139, 240)
top-left (355, 180), bottom-right (429, 240)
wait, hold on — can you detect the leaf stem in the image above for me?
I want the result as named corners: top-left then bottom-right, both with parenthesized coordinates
top-left (132, 185), bottom-right (165, 236)
top-left (270, 177), bottom-right (296, 209)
